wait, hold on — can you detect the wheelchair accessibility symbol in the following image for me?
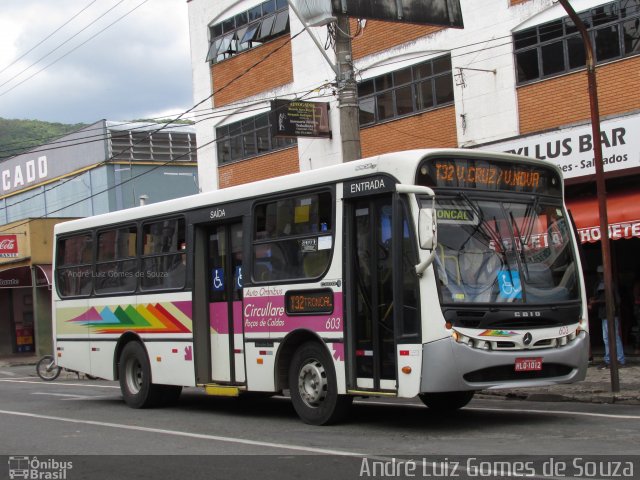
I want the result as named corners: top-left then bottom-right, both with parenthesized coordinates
top-left (235, 266), bottom-right (243, 289)
top-left (498, 270), bottom-right (522, 299)
top-left (212, 268), bottom-right (224, 291)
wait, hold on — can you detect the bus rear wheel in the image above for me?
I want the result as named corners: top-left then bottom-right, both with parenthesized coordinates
top-left (119, 341), bottom-right (165, 408)
top-left (289, 341), bottom-right (352, 425)
top-left (418, 391), bottom-right (475, 411)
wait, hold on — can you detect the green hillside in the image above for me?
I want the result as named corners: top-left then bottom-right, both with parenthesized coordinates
top-left (0, 118), bottom-right (88, 160)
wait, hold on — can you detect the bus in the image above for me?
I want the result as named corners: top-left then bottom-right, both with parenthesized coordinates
top-left (52, 149), bottom-right (589, 425)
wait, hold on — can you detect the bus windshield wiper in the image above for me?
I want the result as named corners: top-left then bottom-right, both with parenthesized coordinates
top-left (457, 192), bottom-right (501, 249)
top-left (510, 210), bottom-right (530, 281)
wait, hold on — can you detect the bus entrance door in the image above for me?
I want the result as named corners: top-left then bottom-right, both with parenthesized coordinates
top-left (206, 222), bottom-right (245, 384)
top-left (347, 195), bottom-right (397, 393)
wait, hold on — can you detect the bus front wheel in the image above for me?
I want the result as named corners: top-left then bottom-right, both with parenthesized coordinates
top-left (119, 341), bottom-right (165, 408)
top-left (418, 391), bottom-right (475, 411)
top-left (289, 341), bottom-right (352, 425)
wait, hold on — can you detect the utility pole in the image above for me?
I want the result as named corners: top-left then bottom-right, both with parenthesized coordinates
top-left (557, 0), bottom-right (619, 392)
top-left (334, 15), bottom-right (362, 162)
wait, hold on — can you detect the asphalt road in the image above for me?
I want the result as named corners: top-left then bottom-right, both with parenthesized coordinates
top-left (1, 364), bottom-right (639, 479)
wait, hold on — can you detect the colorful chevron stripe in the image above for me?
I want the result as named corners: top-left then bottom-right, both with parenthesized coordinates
top-left (68, 301), bottom-right (192, 334)
top-left (478, 329), bottom-right (519, 337)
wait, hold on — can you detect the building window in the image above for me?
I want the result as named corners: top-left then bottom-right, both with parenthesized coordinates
top-left (207, 0), bottom-right (290, 64)
top-left (216, 112), bottom-right (296, 165)
top-left (514, 0), bottom-right (640, 85)
top-left (357, 55), bottom-right (454, 127)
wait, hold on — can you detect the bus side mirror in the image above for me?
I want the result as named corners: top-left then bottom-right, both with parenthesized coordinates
top-left (415, 206), bottom-right (438, 277)
top-left (419, 208), bottom-right (436, 250)
top-left (395, 184), bottom-right (438, 277)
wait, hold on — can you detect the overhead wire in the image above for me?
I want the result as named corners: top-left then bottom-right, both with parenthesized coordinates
top-left (1, 30), bottom-right (519, 159)
top-left (0, 84), bottom-right (334, 158)
top-left (0, 0), bottom-right (100, 77)
top-left (2, 28), bottom-right (308, 217)
top-left (0, 0), bottom-right (128, 91)
top-left (2, 78), bottom-right (325, 232)
top-left (0, 0), bottom-right (150, 98)
top-left (1, 16), bottom-right (568, 225)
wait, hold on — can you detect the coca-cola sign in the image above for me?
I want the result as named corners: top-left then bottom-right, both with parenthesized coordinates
top-left (0, 235), bottom-right (18, 257)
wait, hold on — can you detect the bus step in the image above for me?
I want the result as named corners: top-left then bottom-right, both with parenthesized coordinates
top-left (347, 389), bottom-right (397, 397)
top-left (204, 384), bottom-right (242, 397)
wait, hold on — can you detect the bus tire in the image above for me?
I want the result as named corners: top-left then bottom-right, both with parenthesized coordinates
top-left (289, 341), bottom-right (352, 425)
top-left (118, 341), bottom-right (163, 408)
top-left (418, 391), bottom-right (475, 411)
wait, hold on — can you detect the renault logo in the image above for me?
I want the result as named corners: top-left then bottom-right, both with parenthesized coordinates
top-left (523, 332), bottom-right (533, 346)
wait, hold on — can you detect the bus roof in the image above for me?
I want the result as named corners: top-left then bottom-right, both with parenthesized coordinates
top-left (53, 148), bottom-right (560, 235)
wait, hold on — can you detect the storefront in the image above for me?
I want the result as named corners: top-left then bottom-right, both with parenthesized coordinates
top-left (0, 219), bottom-right (66, 357)
top-left (477, 111), bottom-right (640, 354)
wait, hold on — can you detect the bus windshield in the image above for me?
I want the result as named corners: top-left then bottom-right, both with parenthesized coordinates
top-left (433, 194), bottom-right (579, 305)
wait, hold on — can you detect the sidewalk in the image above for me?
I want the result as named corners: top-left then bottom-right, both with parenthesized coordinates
top-left (0, 354), bottom-right (39, 367)
top-left (479, 361), bottom-right (640, 405)
top-left (2, 354), bottom-right (639, 405)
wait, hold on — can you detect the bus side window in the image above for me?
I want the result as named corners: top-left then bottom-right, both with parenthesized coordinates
top-left (95, 226), bottom-right (137, 295)
top-left (252, 192), bottom-right (332, 282)
top-left (56, 233), bottom-right (94, 297)
top-left (141, 218), bottom-right (186, 291)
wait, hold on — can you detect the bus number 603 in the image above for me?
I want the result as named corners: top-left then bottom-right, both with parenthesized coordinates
top-left (325, 317), bottom-right (341, 330)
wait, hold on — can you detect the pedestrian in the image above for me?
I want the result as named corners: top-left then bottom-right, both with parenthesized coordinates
top-left (589, 266), bottom-right (626, 369)
top-left (633, 274), bottom-right (640, 354)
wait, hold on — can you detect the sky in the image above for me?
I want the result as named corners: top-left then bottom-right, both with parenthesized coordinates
top-left (0, 0), bottom-right (193, 124)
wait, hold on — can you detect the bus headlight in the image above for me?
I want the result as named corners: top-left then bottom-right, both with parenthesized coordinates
top-left (451, 330), bottom-right (471, 345)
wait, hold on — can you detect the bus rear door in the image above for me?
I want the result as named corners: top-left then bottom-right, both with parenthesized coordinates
top-left (194, 219), bottom-right (245, 386)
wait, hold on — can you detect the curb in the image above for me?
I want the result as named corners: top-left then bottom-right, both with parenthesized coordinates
top-left (479, 390), bottom-right (640, 405)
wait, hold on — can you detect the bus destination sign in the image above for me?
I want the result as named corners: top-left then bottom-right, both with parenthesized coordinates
top-left (418, 158), bottom-right (561, 195)
top-left (286, 289), bottom-right (334, 315)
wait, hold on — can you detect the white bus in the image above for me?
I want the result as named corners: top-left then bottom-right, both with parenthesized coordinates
top-left (52, 149), bottom-right (589, 425)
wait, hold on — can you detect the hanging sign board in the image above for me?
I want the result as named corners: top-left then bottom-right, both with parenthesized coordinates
top-left (270, 100), bottom-right (331, 139)
top-left (331, 0), bottom-right (463, 27)
top-left (293, 0), bottom-right (464, 27)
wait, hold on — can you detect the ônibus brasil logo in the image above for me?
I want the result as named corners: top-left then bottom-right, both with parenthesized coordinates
top-left (8, 456), bottom-right (72, 479)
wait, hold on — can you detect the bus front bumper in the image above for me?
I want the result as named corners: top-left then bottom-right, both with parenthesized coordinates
top-left (419, 331), bottom-right (590, 393)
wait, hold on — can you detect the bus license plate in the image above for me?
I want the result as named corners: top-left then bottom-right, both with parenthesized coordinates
top-left (515, 357), bottom-right (543, 372)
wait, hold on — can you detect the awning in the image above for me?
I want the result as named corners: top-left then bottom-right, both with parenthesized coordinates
top-left (567, 190), bottom-right (640, 244)
top-left (0, 264), bottom-right (52, 288)
top-left (35, 265), bottom-right (52, 287)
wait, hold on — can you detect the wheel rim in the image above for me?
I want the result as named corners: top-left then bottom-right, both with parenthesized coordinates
top-left (297, 358), bottom-right (328, 408)
top-left (124, 356), bottom-right (143, 394)
top-left (37, 357), bottom-right (59, 380)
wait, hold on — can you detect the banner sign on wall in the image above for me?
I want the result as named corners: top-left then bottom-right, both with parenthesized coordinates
top-left (476, 113), bottom-right (640, 180)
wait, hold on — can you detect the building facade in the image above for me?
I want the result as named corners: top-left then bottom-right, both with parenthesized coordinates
top-left (188, 0), bottom-right (640, 352)
top-left (0, 121), bottom-right (199, 356)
